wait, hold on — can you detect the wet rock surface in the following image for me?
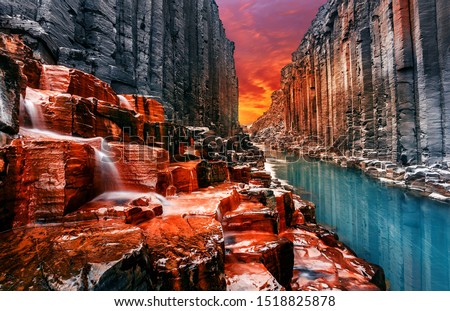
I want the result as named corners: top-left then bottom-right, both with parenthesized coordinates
top-left (141, 216), bottom-right (226, 291)
top-left (0, 220), bottom-right (147, 290)
top-left (282, 228), bottom-right (385, 291)
top-left (225, 263), bottom-right (285, 291)
top-left (0, 0), bottom-right (239, 136)
top-left (0, 33), bottom-right (385, 291)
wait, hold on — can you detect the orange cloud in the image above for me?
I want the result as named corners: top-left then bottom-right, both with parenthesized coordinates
top-left (216, 0), bottom-right (326, 125)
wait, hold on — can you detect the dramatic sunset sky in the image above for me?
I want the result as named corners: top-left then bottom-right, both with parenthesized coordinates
top-left (216, 0), bottom-right (327, 125)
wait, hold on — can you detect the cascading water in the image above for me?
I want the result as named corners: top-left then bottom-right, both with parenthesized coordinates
top-left (17, 90), bottom-right (175, 215)
top-left (94, 145), bottom-right (124, 192)
top-left (20, 96), bottom-right (44, 129)
top-left (117, 95), bottom-right (134, 111)
top-left (91, 191), bottom-right (172, 208)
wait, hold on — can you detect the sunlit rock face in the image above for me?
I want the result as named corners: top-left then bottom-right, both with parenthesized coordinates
top-left (253, 0), bottom-right (450, 165)
top-left (282, 228), bottom-right (385, 291)
top-left (0, 139), bottom-right (96, 230)
top-left (0, 0), bottom-right (239, 136)
top-left (0, 34), bottom-right (386, 292)
top-left (250, 90), bottom-right (285, 142)
top-left (0, 221), bottom-right (148, 290)
top-left (226, 263), bottom-right (285, 291)
top-left (141, 216), bottom-right (226, 290)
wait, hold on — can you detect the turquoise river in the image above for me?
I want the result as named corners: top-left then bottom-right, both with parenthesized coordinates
top-left (267, 154), bottom-right (450, 291)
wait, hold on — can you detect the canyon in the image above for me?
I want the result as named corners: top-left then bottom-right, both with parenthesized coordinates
top-left (0, 0), bottom-right (239, 137)
top-left (251, 0), bottom-right (450, 205)
top-left (0, 25), bottom-right (385, 290)
top-left (253, 0), bottom-right (450, 166)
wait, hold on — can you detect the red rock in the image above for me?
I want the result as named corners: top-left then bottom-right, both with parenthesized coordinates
top-left (0, 139), bottom-right (96, 231)
top-left (130, 197), bottom-right (152, 207)
top-left (39, 65), bottom-right (119, 105)
top-left (226, 263), bottom-right (285, 291)
top-left (140, 216), bottom-right (226, 290)
top-left (63, 193), bottom-right (164, 224)
top-left (250, 171), bottom-right (272, 188)
top-left (169, 162), bottom-right (199, 193)
top-left (105, 142), bottom-right (170, 192)
top-left (293, 194), bottom-right (316, 223)
top-left (63, 200), bottom-right (127, 223)
top-left (0, 220), bottom-right (148, 290)
top-left (281, 228), bottom-right (385, 291)
top-left (222, 201), bottom-right (279, 234)
top-left (163, 183), bottom-right (240, 219)
top-left (196, 160), bottom-right (229, 188)
top-left (125, 204), bottom-right (163, 225)
top-left (225, 231), bottom-right (293, 288)
top-left (0, 157), bottom-right (5, 173)
top-left (274, 190), bottom-right (295, 232)
top-left (95, 99), bottom-right (145, 142)
top-left (229, 165), bottom-right (251, 184)
top-left (22, 87), bottom-right (145, 141)
top-left (122, 94), bottom-right (165, 123)
top-left (291, 210), bottom-right (305, 226)
top-left (0, 34), bottom-right (42, 89)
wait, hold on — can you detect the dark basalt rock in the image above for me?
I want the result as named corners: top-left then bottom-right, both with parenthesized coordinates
top-left (0, 0), bottom-right (239, 136)
top-left (0, 52), bottom-right (24, 135)
top-left (252, 0), bottom-right (450, 166)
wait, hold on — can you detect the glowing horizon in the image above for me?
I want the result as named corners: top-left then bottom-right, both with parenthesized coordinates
top-left (216, 0), bottom-right (326, 125)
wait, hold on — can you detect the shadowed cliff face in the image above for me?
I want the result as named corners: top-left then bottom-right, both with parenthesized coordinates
top-left (0, 0), bottom-right (239, 136)
top-left (254, 0), bottom-right (450, 166)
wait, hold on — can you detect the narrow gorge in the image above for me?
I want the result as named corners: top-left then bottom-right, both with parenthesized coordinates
top-left (0, 0), bottom-right (239, 136)
top-left (253, 0), bottom-right (450, 166)
top-left (0, 0), bottom-right (388, 291)
top-left (252, 0), bottom-right (450, 291)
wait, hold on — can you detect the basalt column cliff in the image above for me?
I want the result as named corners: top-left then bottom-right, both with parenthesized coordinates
top-left (0, 0), bottom-right (238, 136)
top-left (253, 0), bottom-right (450, 165)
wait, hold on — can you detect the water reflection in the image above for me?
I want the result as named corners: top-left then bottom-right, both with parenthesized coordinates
top-left (270, 159), bottom-right (450, 291)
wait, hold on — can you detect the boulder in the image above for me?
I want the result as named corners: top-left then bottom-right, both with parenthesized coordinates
top-left (226, 263), bottom-right (285, 291)
top-left (140, 216), bottom-right (226, 290)
top-left (225, 231), bottom-right (294, 288)
top-left (0, 221), bottom-right (148, 290)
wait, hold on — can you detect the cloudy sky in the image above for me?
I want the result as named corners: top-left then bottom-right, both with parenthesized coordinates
top-left (215, 0), bottom-right (327, 125)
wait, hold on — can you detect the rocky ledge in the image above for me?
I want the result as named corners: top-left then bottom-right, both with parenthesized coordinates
top-left (0, 34), bottom-right (385, 291)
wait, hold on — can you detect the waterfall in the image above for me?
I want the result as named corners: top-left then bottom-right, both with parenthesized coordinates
top-left (117, 95), bottom-right (134, 111)
top-left (20, 129), bottom-right (125, 194)
top-left (20, 96), bottom-right (44, 129)
top-left (94, 143), bottom-right (124, 192)
top-left (92, 191), bottom-right (171, 208)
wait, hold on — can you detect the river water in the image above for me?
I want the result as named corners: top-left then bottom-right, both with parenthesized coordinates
top-left (267, 154), bottom-right (450, 291)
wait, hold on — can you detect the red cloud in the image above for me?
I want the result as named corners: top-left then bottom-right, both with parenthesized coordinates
top-left (216, 0), bottom-right (327, 125)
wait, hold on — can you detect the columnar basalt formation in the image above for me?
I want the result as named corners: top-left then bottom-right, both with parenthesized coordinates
top-left (254, 0), bottom-right (450, 165)
top-left (0, 33), bottom-right (385, 291)
top-left (0, 0), bottom-right (239, 136)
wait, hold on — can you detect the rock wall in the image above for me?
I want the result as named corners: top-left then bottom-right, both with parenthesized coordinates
top-left (260, 0), bottom-right (450, 165)
top-left (0, 0), bottom-right (239, 136)
top-left (250, 90), bottom-right (285, 141)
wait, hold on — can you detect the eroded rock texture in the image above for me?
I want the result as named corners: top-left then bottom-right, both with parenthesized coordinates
top-left (254, 0), bottom-right (450, 165)
top-left (0, 0), bottom-right (239, 136)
